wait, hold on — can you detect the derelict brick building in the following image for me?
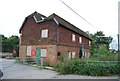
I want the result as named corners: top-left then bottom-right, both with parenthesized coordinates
top-left (19, 11), bottom-right (92, 65)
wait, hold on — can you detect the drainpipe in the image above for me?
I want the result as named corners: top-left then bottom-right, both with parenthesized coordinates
top-left (56, 27), bottom-right (59, 46)
top-left (0, 35), bottom-right (2, 53)
top-left (54, 18), bottom-right (59, 46)
top-left (82, 44), bottom-right (84, 59)
top-left (54, 18), bottom-right (60, 62)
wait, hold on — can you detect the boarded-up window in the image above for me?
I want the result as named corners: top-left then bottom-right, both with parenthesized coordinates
top-left (72, 52), bottom-right (75, 58)
top-left (79, 37), bottom-right (82, 43)
top-left (41, 29), bottom-right (48, 38)
top-left (72, 34), bottom-right (75, 42)
top-left (27, 46), bottom-right (31, 56)
top-left (41, 49), bottom-right (47, 57)
top-left (84, 52), bottom-right (87, 58)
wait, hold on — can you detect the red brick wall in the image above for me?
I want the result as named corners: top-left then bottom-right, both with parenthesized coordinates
top-left (20, 17), bottom-right (91, 49)
top-left (57, 45), bottom-right (80, 59)
top-left (59, 26), bottom-right (91, 49)
top-left (21, 17), bottom-right (58, 45)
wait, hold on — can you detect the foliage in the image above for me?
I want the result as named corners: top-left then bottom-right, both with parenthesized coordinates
top-left (100, 54), bottom-right (119, 61)
top-left (90, 31), bottom-right (113, 56)
top-left (54, 59), bottom-right (119, 76)
top-left (60, 56), bottom-right (65, 62)
top-left (90, 31), bottom-right (113, 45)
top-left (82, 54), bottom-right (119, 61)
top-left (2, 35), bottom-right (19, 56)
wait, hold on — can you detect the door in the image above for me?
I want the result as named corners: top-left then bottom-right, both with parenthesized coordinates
top-left (67, 51), bottom-right (71, 59)
top-left (36, 49), bottom-right (41, 64)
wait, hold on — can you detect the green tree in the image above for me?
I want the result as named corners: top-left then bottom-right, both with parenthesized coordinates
top-left (2, 35), bottom-right (19, 56)
top-left (90, 31), bottom-right (113, 56)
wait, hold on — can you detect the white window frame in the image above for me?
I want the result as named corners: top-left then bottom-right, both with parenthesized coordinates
top-left (79, 37), bottom-right (82, 43)
top-left (72, 34), bottom-right (75, 42)
top-left (41, 29), bottom-right (48, 38)
top-left (72, 52), bottom-right (75, 58)
top-left (27, 46), bottom-right (32, 56)
top-left (41, 49), bottom-right (47, 57)
top-left (89, 41), bottom-right (91, 46)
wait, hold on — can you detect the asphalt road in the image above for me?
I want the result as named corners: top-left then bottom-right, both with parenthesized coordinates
top-left (1, 58), bottom-right (57, 79)
top-left (0, 58), bottom-right (118, 79)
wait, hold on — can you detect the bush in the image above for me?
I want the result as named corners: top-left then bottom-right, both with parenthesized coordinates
top-left (54, 59), bottom-right (119, 76)
top-left (60, 56), bottom-right (65, 62)
top-left (100, 54), bottom-right (119, 61)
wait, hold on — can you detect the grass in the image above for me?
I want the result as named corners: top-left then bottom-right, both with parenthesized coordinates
top-left (81, 53), bottom-right (119, 61)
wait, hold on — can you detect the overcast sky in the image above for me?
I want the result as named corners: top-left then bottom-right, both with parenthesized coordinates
top-left (0, 0), bottom-right (119, 39)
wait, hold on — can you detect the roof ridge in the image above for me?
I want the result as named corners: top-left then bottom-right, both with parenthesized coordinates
top-left (49, 14), bottom-right (91, 39)
top-left (27, 11), bottom-right (46, 18)
top-left (20, 12), bottom-right (92, 40)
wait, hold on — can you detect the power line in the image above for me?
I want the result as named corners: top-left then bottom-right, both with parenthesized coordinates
top-left (59, 0), bottom-right (100, 30)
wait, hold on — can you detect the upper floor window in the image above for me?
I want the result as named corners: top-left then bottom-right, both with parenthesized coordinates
top-left (79, 37), bottom-right (82, 43)
top-left (89, 41), bottom-right (91, 46)
top-left (41, 29), bottom-right (48, 38)
top-left (72, 34), bottom-right (75, 42)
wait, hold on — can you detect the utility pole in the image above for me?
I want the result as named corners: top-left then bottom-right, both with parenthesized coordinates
top-left (118, 34), bottom-right (120, 52)
top-left (0, 35), bottom-right (2, 53)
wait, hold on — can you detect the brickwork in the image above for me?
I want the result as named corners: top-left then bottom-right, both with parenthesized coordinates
top-left (19, 14), bottom-right (92, 65)
top-left (19, 45), bottom-right (57, 65)
top-left (21, 17), bottom-right (58, 45)
top-left (57, 45), bottom-right (80, 59)
top-left (19, 45), bottom-right (27, 61)
top-left (59, 25), bottom-right (91, 49)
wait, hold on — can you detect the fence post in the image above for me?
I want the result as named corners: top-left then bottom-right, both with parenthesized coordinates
top-left (40, 58), bottom-right (44, 69)
top-left (98, 44), bottom-right (100, 61)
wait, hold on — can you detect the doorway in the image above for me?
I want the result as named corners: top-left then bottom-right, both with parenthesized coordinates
top-left (36, 49), bottom-right (41, 63)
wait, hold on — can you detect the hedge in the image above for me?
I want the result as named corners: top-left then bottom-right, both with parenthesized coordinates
top-left (54, 59), bottom-right (120, 76)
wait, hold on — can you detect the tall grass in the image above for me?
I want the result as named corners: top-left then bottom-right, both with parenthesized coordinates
top-left (83, 54), bottom-right (119, 61)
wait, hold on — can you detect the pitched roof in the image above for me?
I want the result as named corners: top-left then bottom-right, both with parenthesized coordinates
top-left (19, 12), bottom-right (92, 40)
top-left (19, 11), bottom-right (46, 33)
top-left (45, 13), bottom-right (92, 40)
top-left (28, 11), bottom-right (46, 20)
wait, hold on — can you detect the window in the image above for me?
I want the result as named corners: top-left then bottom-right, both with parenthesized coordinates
top-left (41, 49), bottom-right (47, 57)
top-left (89, 41), bottom-right (91, 46)
top-left (57, 52), bottom-right (60, 56)
top-left (41, 29), bottom-right (48, 38)
top-left (72, 34), bottom-right (75, 42)
top-left (67, 51), bottom-right (71, 59)
top-left (72, 52), bottom-right (75, 58)
top-left (27, 46), bottom-right (32, 56)
top-left (79, 37), bottom-right (82, 43)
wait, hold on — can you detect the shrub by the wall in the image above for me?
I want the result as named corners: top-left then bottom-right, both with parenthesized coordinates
top-left (54, 59), bottom-right (119, 76)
